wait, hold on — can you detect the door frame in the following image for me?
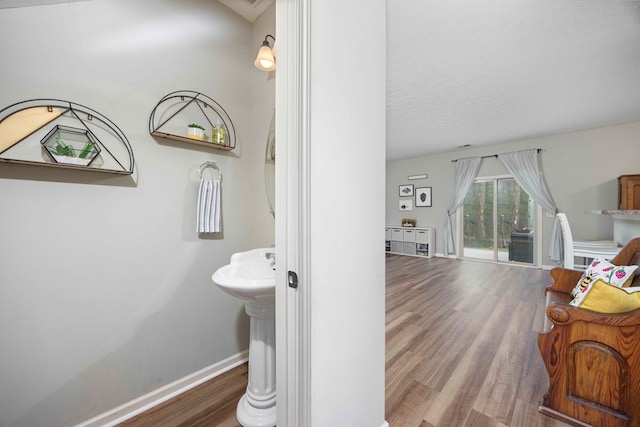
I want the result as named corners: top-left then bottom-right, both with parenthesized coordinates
top-left (275, 2), bottom-right (387, 425)
top-left (275, 0), bottom-right (310, 424)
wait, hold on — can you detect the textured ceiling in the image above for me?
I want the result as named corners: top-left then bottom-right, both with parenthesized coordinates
top-left (386, 0), bottom-right (640, 160)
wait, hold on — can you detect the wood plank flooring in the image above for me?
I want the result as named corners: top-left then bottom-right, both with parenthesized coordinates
top-left (384, 254), bottom-right (568, 427)
top-left (118, 364), bottom-right (246, 427)
top-left (117, 255), bottom-right (569, 427)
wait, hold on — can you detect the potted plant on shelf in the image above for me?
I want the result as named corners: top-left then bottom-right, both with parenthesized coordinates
top-left (187, 123), bottom-right (205, 141)
top-left (41, 125), bottom-right (101, 166)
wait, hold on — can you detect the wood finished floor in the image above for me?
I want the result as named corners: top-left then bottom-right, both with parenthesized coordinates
top-left (384, 255), bottom-right (568, 427)
top-left (117, 363), bottom-right (246, 427)
top-left (118, 255), bottom-right (569, 427)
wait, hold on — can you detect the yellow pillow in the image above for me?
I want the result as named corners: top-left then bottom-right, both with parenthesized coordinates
top-left (570, 258), bottom-right (638, 297)
top-left (575, 279), bottom-right (640, 314)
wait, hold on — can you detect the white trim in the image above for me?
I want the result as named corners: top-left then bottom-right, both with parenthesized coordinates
top-left (407, 174), bottom-right (427, 180)
top-left (275, 0), bottom-right (310, 425)
top-left (380, 422), bottom-right (390, 427)
top-left (535, 204), bottom-right (543, 267)
top-left (438, 252), bottom-right (558, 270)
top-left (435, 252), bottom-right (457, 259)
top-left (474, 173), bottom-right (511, 182)
top-left (74, 350), bottom-right (248, 427)
top-left (298, 0), bottom-right (312, 420)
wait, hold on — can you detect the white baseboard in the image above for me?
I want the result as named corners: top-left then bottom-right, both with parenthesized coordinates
top-left (435, 252), bottom-right (456, 259)
top-left (381, 421), bottom-right (389, 427)
top-left (74, 350), bottom-right (249, 427)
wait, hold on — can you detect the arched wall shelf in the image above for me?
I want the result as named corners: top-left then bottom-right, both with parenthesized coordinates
top-left (148, 90), bottom-right (237, 151)
top-left (0, 99), bottom-right (134, 175)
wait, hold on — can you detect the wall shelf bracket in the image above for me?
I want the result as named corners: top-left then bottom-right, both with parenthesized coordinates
top-left (148, 90), bottom-right (237, 151)
top-left (0, 98), bottom-right (135, 175)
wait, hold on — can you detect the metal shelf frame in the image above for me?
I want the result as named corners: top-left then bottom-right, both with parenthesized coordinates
top-left (148, 90), bottom-right (237, 151)
top-left (0, 98), bottom-right (134, 175)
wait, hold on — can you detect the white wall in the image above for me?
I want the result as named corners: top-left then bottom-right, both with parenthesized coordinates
top-left (307, 0), bottom-right (387, 425)
top-left (386, 120), bottom-right (640, 265)
top-left (250, 3), bottom-right (276, 247)
top-left (0, 1), bottom-right (274, 426)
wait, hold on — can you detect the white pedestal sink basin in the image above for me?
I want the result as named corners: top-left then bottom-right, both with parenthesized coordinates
top-left (212, 248), bottom-right (276, 427)
top-left (212, 249), bottom-right (275, 300)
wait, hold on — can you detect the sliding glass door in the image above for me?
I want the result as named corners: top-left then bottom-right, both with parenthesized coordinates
top-left (461, 177), bottom-right (535, 264)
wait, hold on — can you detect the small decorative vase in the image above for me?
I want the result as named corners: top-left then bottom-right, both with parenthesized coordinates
top-left (211, 126), bottom-right (226, 145)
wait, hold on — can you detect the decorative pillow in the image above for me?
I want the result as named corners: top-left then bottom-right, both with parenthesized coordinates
top-left (569, 258), bottom-right (638, 306)
top-left (571, 279), bottom-right (640, 313)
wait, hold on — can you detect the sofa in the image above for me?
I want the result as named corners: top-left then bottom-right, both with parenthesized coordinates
top-left (538, 237), bottom-right (640, 427)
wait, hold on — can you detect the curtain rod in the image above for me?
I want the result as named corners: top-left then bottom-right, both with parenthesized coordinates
top-left (451, 148), bottom-right (542, 162)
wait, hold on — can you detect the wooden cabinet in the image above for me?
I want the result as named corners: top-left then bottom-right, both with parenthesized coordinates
top-left (385, 226), bottom-right (434, 258)
top-left (619, 174), bottom-right (640, 210)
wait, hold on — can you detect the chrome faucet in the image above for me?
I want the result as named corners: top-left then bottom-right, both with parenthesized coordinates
top-left (265, 251), bottom-right (276, 269)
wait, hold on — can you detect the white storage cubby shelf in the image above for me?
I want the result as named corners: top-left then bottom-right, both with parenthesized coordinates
top-left (385, 226), bottom-right (435, 258)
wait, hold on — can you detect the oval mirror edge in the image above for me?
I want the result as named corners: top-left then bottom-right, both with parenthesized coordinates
top-left (264, 111), bottom-right (276, 218)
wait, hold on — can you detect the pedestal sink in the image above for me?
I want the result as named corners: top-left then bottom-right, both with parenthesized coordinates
top-left (212, 248), bottom-right (276, 427)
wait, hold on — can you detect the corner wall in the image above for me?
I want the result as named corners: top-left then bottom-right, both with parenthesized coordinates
top-left (386, 121), bottom-right (640, 265)
top-left (249, 2), bottom-right (276, 248)
top-left (306, 0), bottom-right (387, 425)
top-left (0, 1), bottom-right (273, 425)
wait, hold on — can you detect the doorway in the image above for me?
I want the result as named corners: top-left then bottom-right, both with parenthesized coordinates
top-left (461, 177), bottom-right (536, 265)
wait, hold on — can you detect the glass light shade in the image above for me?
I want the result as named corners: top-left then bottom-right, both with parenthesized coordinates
top-left (254, 45), bottom-right (276, 71)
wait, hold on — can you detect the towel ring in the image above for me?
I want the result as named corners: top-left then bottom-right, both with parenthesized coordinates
top-left (199, 161), bottom-right (222, 181)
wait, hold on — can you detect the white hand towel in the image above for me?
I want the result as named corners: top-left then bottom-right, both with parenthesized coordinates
top-left (203, 178), bottom-right (212, 233)
top-left (196, 178), bottom-right (207, 233)
top-left (196, 177), bottom-right (221, 234)
top-left (211, 179), bottom-right (221, 232)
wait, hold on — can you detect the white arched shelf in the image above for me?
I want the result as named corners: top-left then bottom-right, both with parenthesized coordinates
top-left (148, 90), bottom-right (236, 151)
top-left (0, 98), bottom-right (134, 175)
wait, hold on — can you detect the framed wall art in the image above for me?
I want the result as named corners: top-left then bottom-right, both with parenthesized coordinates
top-left (399, 184), bottom-right (414, 197)
top-left (415, 187), bottom-right (432, 207)
top-left (399, 199), bottom-right (413, 211)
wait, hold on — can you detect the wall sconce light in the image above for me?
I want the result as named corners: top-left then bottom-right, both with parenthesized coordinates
top-left (254, 34), bottom-right (276, 72)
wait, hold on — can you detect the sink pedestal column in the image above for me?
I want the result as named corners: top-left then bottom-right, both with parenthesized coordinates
top-left (237, 298), bottom-right (276, 427)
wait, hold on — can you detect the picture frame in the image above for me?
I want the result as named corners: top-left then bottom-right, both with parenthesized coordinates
top-left (399, 199), bottom-right (413, 211)
top-left (415, 187), bottom-right (432, 207)
top-left (399, 184), bottom-right (414, 197)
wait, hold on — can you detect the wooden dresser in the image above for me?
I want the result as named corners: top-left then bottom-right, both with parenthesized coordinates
top-left (619, 174), bottom-right (640, 210)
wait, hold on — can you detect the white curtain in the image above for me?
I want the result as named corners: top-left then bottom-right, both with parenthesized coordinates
top-left (444, 157), bottom-right (482, 256)
top-left (498, 149), bottom-right (561, 262)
